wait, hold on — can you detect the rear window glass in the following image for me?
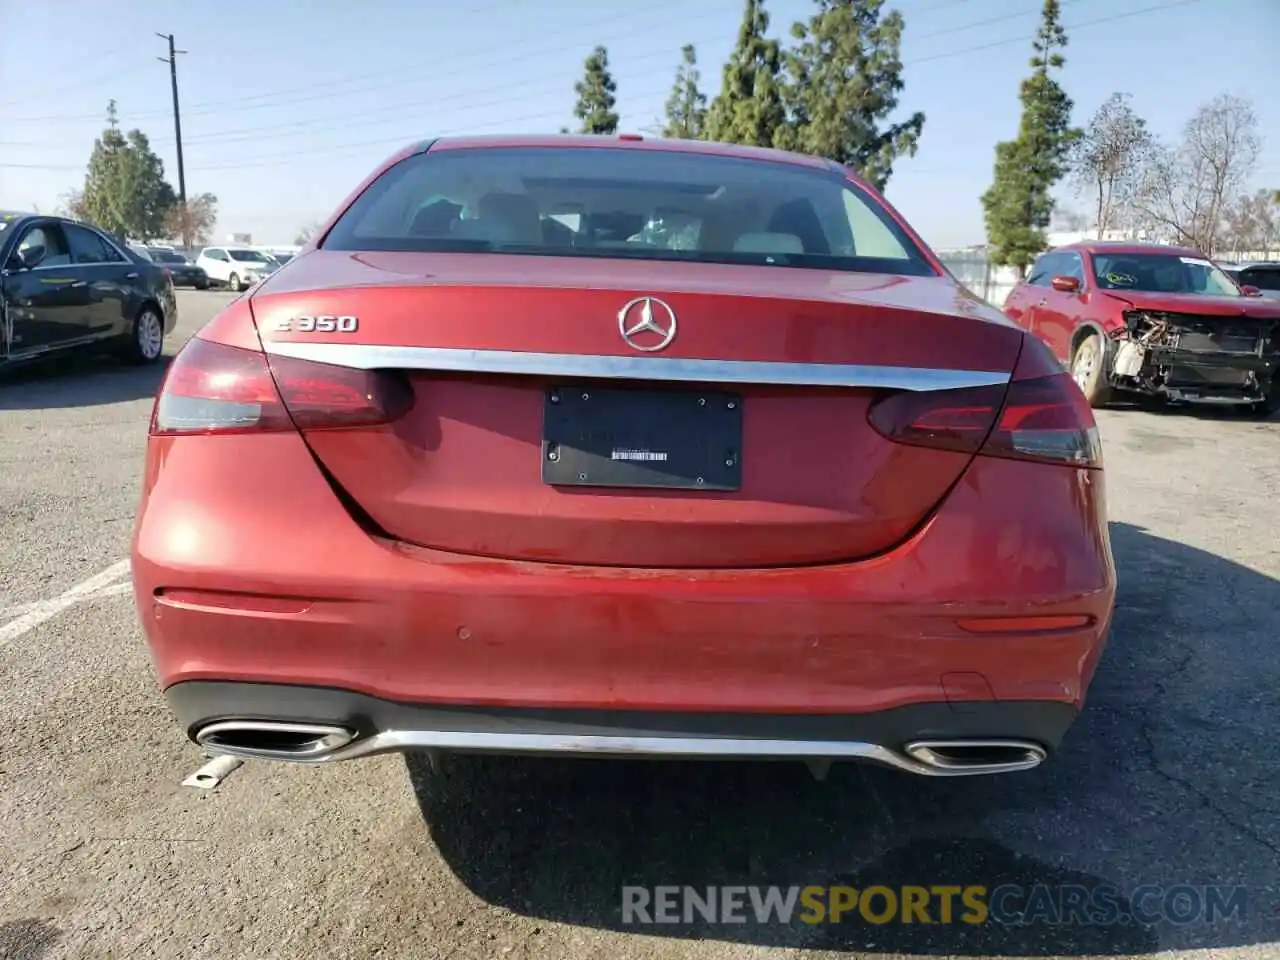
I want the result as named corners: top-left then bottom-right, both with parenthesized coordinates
top-left (322, 146), bottom-right (936, 277)
top-left (228, 248), bottom-right (272, 263)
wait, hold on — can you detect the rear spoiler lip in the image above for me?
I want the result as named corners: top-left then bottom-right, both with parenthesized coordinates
top-left (262, 342), bottom-right (1011, 392)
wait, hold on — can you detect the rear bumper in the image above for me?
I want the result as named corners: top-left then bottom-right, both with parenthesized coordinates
top-left (132, 429), bottom-right (1116, 761)
top-left (168, 680), bottom-right (1076, 776)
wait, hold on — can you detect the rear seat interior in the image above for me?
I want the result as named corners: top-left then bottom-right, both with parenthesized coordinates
top-left (404, 191), bottom-right (827, 257)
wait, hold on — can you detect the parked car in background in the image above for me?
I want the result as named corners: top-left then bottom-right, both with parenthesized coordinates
top-left (133, 134), bottom-right (1116, 784)
top-left (258, 245), bottom-right (301, 266)
top-left (1004, 241), bottom-right (1279, 413)
top-left (196, 245), bottom-right (280, 291)
top-left (147, 248), bottom-right (210, 289)
top-left (1220, 260), bottom-right (1280, 301)
top-left (1, 211), bottom-right (176, 366)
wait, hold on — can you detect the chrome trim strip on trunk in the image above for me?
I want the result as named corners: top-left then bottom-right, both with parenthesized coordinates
top-left (262, 342), bottom-right (1012, 392)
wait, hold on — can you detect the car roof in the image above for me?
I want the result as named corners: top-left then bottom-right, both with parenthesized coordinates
top-left (1, 211), bottom-right (36, 239)
top-left (1057, 240), bottom-right (1208, 258)
top-left (425, 133), bottom-right (842, 174)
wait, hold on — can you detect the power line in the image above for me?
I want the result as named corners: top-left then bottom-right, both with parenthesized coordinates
top-left (0, 0), bottom-right (1053, 150)
top-left (2, 0), bottom-right (969, 127)
top-left (0, 0), bottom-right (1203, 175)
top-left (171, 0), bottom-right (1041, 149)
top-left (188, 0), bottom-right (1205, 173)
top-left (0, 0), bottom-right (710, 125)
top-left (0, 60), bottom-right (145, 109)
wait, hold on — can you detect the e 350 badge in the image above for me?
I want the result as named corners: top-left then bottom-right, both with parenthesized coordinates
top-left (271, 315), bottom-right (359, 333)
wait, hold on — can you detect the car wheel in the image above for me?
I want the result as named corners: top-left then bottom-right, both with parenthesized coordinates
top-left (1070, 332), bottom-right (1111, 408)
top-left (196, 278), bottom-right (209, 290)
top-left (120, 305), bottom-right (165, 365)
top-left (228, 272), bottom-right (241, 292)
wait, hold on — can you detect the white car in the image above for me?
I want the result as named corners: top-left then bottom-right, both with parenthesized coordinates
top-left (196, 246), bottom-right (280, 292)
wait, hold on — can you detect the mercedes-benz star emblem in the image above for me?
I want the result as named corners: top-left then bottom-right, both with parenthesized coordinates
top-left (618, 297), bottom-right (677, 352)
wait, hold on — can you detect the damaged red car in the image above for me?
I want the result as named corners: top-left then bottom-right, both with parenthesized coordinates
top-left (1004, 241), bottom-right (1280, 413)
top-left (131, 135), bottom-right (1116, 781)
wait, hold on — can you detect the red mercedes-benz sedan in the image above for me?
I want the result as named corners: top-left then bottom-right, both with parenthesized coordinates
top-left (131, 135), bottom-right (1116, 779)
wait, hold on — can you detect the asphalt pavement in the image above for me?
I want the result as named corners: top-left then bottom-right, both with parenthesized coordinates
top-left (0, 290), bottom-right (1276, 960)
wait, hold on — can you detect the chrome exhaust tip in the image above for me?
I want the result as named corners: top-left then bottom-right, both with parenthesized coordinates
top-left (195, 720), bottom-right (356, 762)
top-left (903, 739), bottom-right (1047, 776)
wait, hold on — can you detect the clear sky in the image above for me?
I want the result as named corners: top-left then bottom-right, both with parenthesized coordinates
top-left (2, 0), bottom-right (1276, 248)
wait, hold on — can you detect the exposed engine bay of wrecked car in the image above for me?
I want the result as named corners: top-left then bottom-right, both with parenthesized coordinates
top-left (1108, 310), bottom-right (1279, 405)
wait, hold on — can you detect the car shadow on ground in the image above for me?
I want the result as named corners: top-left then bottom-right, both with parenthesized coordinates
top-left (408, 521), bottom-right (1280, 955)
top-left (0, 353), bottom-right (172, 410)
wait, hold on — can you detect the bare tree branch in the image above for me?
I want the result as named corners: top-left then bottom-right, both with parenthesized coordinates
top-left (1132, 94), bottom-right (1260, 253)
top-left (1068, 92), bottom-right (1152, 237)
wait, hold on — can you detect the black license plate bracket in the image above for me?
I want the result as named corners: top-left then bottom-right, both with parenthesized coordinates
top-left (542, 386), bottom-right (742, 491)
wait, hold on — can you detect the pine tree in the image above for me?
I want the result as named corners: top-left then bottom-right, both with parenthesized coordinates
top-left (704, 0), bottom-right (785, 148)
top-left (82, 101), bottom-right (129, 238)
top-left (775, 0), bottom-right (924, 191)
top-left (573, 46), bottom-right (619, 135)
top-left (662, 45), bottom-right (708, 140)
top-left (82, 100), bottom-right (177, 241)
top-left (980, 0), bottom-right (1081, 275)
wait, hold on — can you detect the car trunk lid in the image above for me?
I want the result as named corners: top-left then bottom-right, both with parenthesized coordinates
top-left (251, 251), bottom-right (1024, 567)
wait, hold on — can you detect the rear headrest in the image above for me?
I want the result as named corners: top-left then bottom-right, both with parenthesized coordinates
top-left (733, 232), bottom-right (804, 255)
top-left (767, 199), bottom-right (829, 254)
top-left (409, 200), bottom-right (462, 236)
top-left (475, 192), bottom-right (541, 244)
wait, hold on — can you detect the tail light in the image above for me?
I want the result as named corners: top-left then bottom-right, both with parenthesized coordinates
top-left (151, 337), bottom-right (412, 436)
top-left (868, 352), bottom-right (1103, 468)
top-left (866, 383), bottom-right (1006, 455)
top-left (979, 373), bottom-right (1102, 467)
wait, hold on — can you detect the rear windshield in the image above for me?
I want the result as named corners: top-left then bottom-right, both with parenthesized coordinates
top-left (322, 146), bottom-right (936, 276)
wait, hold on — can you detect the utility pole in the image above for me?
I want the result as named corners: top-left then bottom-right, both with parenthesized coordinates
top-left (157, 33), bottom-right (188, 249)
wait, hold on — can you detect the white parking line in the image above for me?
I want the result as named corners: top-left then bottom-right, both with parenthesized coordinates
top-left (0, 582), bottom-right (131, 619)
top-left (0, 560), bottom-right (131, 646)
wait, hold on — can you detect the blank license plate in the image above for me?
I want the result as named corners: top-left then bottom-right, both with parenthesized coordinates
top-left (541, 386), bottom-right (742, 491)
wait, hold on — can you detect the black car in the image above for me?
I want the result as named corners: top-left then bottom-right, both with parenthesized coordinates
top-left (139, 247), bottom-right (210, 289)
top-left (0, 211), bottom-right (177, 367)
top-left (1221, 261), bottom-right (1280, 302)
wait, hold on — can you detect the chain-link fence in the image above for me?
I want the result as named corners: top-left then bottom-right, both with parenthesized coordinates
top-left (935, 248), bottom-right (1019, 308)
